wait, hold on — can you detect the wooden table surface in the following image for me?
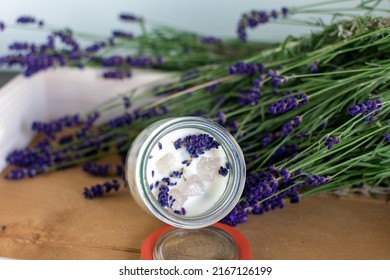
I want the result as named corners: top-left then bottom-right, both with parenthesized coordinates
top-left (0, 154), bottom-right (389, 260)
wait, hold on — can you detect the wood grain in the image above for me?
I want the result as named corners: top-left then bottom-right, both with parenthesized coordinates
top-left (0, 156), bottom-right (389, 260)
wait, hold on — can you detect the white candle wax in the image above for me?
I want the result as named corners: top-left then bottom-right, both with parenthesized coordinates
top-left (145, 128), bottom-right (230, 216)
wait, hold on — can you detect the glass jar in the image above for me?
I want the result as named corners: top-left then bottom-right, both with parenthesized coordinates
top-left (125, 116), bottom-right (246, 229)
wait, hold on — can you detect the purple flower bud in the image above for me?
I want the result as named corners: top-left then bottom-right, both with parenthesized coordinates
top-left (347, 99), bottom-right (382, 121)
top-left (16, 16), bottom-right (36, 24)
top-left (107, 112), bottom-right (133, 128)
top-left (82, 162), bottom-right (114, 176)
top-left (5, 165), bottom-right (46, 180)
top-left (200, 36), bottom-right (222, 44)
top-left (112, 30), bottom-right (134, 39)
top-left (103, 69), bottom-right (131, 79)
top-left (85, 41), bottom-right (106, 53)
top-left (228, 62), bottom-right (264, 75)
top-left (83, 179), bottom-right (120, 199)
top-left (218, 166), bottom-right (229, 177)
top-left (323, 135), bottom-right (340, 149)
top-left (281, 7), bottom-right (289, 17)
top-left (309, 61), bottom-right (320, 73)
top-left (268, 94), bottom-right (308, 114)
top-left (239, 88), bottom-right (261, 105)
top-left (175, 133), bottom-right (220, 159)
top-left (237, 8), bottom-right (289, 41)
top-left (280, 116), bottom-right (302, 138)
top-left (8, 42), bottom-right (30, 51)
top-left (119, 13), bottom-right (141, 22)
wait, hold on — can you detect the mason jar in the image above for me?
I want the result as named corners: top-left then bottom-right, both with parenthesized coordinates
top-left (125, 116), bottom-right (246, 229)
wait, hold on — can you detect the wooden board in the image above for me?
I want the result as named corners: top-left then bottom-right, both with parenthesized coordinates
top-left (0, 156), bottom-right (389, 260)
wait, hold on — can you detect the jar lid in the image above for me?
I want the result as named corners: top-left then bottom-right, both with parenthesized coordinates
top-left (141, 223), bottom-right (252, 260)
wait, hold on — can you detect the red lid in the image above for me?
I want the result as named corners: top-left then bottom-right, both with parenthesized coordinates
top-left (141, 223), bottom-right (252, 260)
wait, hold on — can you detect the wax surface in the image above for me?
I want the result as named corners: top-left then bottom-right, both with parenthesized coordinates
top-left (146, 128), bottom-right (229, 216)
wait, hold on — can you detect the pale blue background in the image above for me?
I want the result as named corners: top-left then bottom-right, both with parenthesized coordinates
top-left (0, 0), bottom-right (388, 57)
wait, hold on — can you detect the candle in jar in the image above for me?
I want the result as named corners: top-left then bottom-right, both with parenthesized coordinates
top-left (145, 128), bottom-right (230, 216)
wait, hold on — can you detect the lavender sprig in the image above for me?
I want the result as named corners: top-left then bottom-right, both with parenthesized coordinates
top-left (83, 179), bottom-right (121, 199)
top-left (174, 134), bottom-right (220, 159)
top-left (347, 99), bottom-right (382, 121)
top-left (82, 162), bottom-right (123, 177)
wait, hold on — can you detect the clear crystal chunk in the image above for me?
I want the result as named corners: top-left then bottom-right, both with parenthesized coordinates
top-left (196, 156), bottom-right (221, 182)
top-left (180, 174), bottom-right (205, 196)
top-left (169, 189), bottom-right (188, 209)
top-left (155, 153), bottom-right (175, 174)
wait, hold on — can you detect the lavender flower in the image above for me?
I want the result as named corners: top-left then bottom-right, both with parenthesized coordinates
top-left (174, 133), bottom-right (220, 158)
top-left (280, 116), bottom-right (302, 138)
top-left (112, 30), bottom-right (134, 39)
top-left (5, 165), bottom-right (46, 180)
top-left (6, 148), bottom-right (49, 167)
top-left (228, 62), bottom-right (264, 75)
top-left (83, 179), bottom-right (120, 199)
top-left (157, 185), bottom-right (170, 208)
top-left (280, 167), bottom-right (291, 182)
top-left (218, 166), bottom-right (229, 177)
top-left (307, 174), bottom-right (331, 186)
top-left (309, 61), bottom-right (320, 73)
top-left (59, 135), bottom-right (73, 144)
top-left (220, 201), bottom-right (251, 226)
top-left (16, 16), bottom-right (36, 24)
top-left (156, 55), bottom-right (164, 65)
top-left (221, 165), bottom-right (331, 226)
top-left (174, 208), bottom-right (187, 215)
top-left (206, 82), bottom-right (220, 93)
top-left (268, 94), bottom-right (308, 114)
top-left (82, 162), bottom-right (123, 177)
top-left (54, 31), bottom-right (79, 51)
top-left (237, 7), bottom-right (290, 41)
top-left (347, 99), bottom-right (382, 121)
top-left (323, 136), bottom-right (340, 149)
top-left (9, 42), bottom-right (30, 51)
top-left (383, 133), bottom-right (390, 143)
top-left (0, 21), bottom-right (5, 31)
top-left (74, 112), bottom-right (100, 138)
top-left (237, 16), bottom-right (248, 42)
top-left (127, 56), bottom-right (156, 67)
top-left (215, 110), bottom-right (227, 126)
top-left (267, 70), bottom-right (288, 87)
top-left (122, 96), bottom-right (131, 109)
top-left (32, 114), bottom-right (81, 138)
top-left (103, 69), bottom-right (131, 79)
top-left (239, 88), bottom-right (261, 106)
top-left (260, 132), bottom-right (277, 148)
top-left (101, 55), bottom-right (123, 67)
top-left (281, 7), bottom-right (289, 17)
top-left (169, 170), bottom-right (183, 178)
top-left (119, 13), bottom-right (142, 22)
top-left (200, 36), bottom-right (222, 44)
top-left (271, 143), bottom-right (298, 163)
top-left (181, 159), bottom-right (192, 166)
top-left (85, 41), bottom-right (106, 53)
top-left (132, 106), bottom-right (168, 120)
top-left (107, 111), bottom-right (132, 128)
top-left (252, 73), bottom-right (264, 89)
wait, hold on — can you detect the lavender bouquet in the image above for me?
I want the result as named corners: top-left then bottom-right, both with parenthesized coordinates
top-left (1, 0), bottom-right (389, 226)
